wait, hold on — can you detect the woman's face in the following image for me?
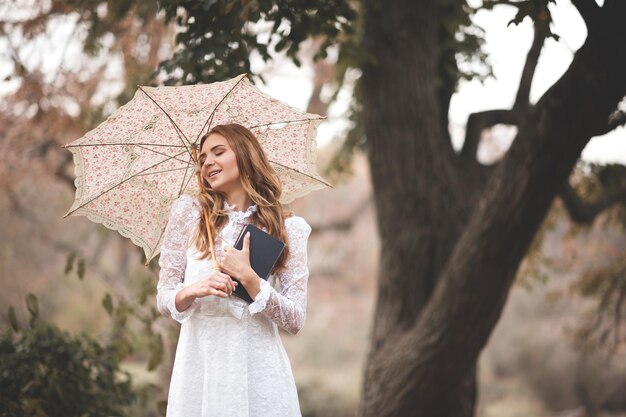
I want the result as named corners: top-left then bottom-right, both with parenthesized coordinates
top-left (199, 133), bottom-right (242, 195)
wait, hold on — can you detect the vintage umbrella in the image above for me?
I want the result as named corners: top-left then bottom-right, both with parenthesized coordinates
top-left (63, 73), bottom-right (330, 265)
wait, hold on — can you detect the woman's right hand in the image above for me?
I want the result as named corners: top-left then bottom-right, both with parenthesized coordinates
top-left (187, 270), bottom-right (238, 299)
top-left (175, 270), bottom-right (238, 312)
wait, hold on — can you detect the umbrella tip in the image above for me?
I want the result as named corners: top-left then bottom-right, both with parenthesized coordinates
top-left (63, 207), bottom-right (76, 218)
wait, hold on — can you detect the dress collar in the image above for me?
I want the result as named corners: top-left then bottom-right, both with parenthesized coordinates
top-left (223, 200), bottom-right (258, 221)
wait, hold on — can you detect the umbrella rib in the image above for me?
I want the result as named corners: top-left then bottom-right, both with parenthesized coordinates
top-left (134, 144), bottom-right (192, 165)
top-left (193, 74), bottom-right (248, 146)
top-left (64, 142), bottom-right (187, 148)
top-left (177, 153), bottom-right (195, 197)
top-left (194, 106), bottom-right (216, 147)
top-left (66, 149), bottom-right (189, 216)
top-left (180, 162), bottom-right (197, 196)
top-left (269, 160), bottom-right (333, 187)
top-left (66, 142), bottom-right (191, 165)
top-left (249, 118), bottom-right (321, 129)
top-left (138, 86), bottom-right (193, 158)
top-left (135, 165), bottom-right (191, 177)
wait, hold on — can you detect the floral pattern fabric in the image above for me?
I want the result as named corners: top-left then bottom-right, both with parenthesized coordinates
top-left (64, 74), bottom-right (328, 262)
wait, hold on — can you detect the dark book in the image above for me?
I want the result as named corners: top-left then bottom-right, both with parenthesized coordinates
top-left (230, 223), bottom-right (286, 303)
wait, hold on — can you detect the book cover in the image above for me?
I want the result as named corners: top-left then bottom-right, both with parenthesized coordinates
top-left (231, 223), bottom-right (286, 303)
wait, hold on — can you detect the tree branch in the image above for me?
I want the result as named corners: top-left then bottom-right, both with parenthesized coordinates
top-left (513, 17), bottom-right (549, 111)
top-left (571, 0), bottom-right (602, 30)
top-left (461, 17), bottom-right (547, 162)
top-left (596, 109), bottom-right (626, 136)
top-left (460, 110), bottom-right (517, 159)
top-left (559, 181), bottom-right (626, 225)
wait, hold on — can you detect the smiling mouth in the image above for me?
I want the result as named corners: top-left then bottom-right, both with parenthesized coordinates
top-left (208, 170), bottom-right (221, 178)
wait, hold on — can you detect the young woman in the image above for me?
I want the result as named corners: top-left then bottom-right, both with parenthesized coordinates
top-left (156, 123), bottom-right (312, 417)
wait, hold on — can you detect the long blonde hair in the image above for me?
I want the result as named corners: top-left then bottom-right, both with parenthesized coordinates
top-left (193, 123), bottom-right (291, 273)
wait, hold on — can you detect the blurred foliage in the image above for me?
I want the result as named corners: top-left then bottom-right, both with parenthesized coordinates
top-left (0, 0), bottom-right (169, 190)
top-left (574, 162), bottom-right (626, 230)
top-left (481, 0), bottom-right (560, 40)
top-left (517, 162), bottom-right (626, 353)
top-left (0, 6), bottom-right (178, 413)
top-left (62, 252), bottom-right (166, 375)
top-left (0, 294), bottom-right (136, 417)
top-left (157, 0), bottom-right (358, 85)
top-left (573, 257), bottom-right (626, 353)
top-left (0, 252), bottom-right (169, 416)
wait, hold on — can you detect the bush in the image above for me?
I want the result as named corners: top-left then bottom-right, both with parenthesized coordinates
top-left (0, 295), bottom-right (136, 417)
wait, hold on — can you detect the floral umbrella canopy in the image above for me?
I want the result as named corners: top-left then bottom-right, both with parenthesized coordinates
top-left (64, 74), bottom-right (330, 262)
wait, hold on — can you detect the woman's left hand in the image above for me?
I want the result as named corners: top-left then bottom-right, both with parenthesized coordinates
top-left (220, 232), bottom-right (255, 284)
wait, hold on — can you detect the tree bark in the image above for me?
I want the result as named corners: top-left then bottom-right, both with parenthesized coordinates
top-left (357, 0), bottom-right (626, 416)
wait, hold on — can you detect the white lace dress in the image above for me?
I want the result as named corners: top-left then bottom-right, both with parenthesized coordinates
top-left (156, 194), bottom-right (312, 417)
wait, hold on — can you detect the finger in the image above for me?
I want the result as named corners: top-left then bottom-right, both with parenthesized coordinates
top-left (218, 274), bottom-right (236, 292)
top-left (198, 285), bottom-right (221, 298)
top-left (243, 232), bottom-right (250, 251)
top-left (209, 280), bottom-right (228, 291)
top-left (212, 279), bottom-right (226, 289)
top-left (218, 271), bottom-right (232, 280)
top-left (214, 278), bottom-right (234, 294)
top-left (210, 288), bottom-right (229, 298)
top-left (221, 282), bottom-right (233, 295)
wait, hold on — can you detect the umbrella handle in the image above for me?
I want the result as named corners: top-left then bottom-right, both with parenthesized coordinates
top-left (202, 209), bottom-right (220, 271)
top-left (192, 147), bottom-right (220, 270)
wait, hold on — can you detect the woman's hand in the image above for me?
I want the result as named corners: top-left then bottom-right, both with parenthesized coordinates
top-left (187, 270), bottom-right (238, 299)
top-left (220, 232), bottom-right (255, 284)
top-left (221, 232), bottom-right (262, 299)
top-left (174, 270), bottom-right (237, 312)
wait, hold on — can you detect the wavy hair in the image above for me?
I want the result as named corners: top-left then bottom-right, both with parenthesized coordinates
top-left (193, 123), bottom-right (291, 273)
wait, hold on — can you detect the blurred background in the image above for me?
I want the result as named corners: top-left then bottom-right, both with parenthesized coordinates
top-left (1, 1), bottom-right (625, 416)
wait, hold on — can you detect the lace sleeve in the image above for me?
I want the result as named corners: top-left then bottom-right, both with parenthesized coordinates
top-left (156, 194), bottom-right (198, 323)
top-left (249, 216), bottom-right (312, 334)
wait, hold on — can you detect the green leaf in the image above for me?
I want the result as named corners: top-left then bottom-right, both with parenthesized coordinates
top-left (77, 259), bottom-right (85, 280)
top-left (8, 306), bottom-right (19, 331)
top-left (64, 253), bottom-right (76, 275)
top-left (102, 293), bottom-right (113, 316)
top-left (115, 302), bottom-right (129, 328)
top-left (26, 293), bottom-right (39, 322)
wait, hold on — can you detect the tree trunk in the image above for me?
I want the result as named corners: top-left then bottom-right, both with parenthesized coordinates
top-left (357, 0), bottom-right (626, 416)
